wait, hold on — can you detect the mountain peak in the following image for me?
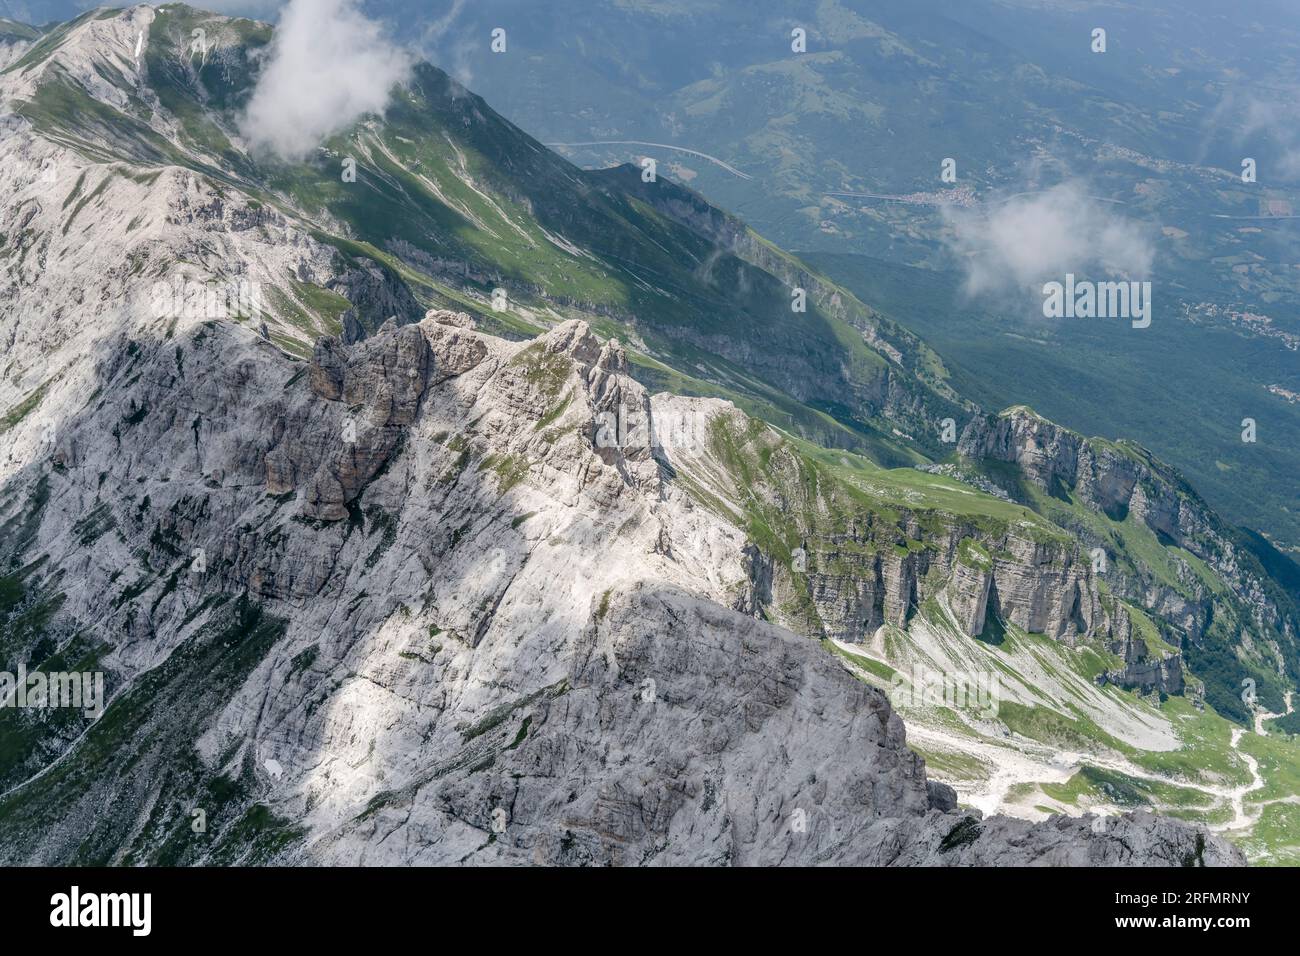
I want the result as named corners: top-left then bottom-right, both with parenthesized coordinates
top-left (1, 2), bottom-right (1292, 870)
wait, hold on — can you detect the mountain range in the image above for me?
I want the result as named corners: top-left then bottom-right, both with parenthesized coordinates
top-left (0, 4), bottom-right (1296, 864)
top-left (391, 0), bottom-right (1300, 556)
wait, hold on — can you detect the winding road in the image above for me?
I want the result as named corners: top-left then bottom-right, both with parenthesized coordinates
top-left (1217, 690), bottom-right (1297, 832)
top-left (545, 140), bottom-right (755, 180)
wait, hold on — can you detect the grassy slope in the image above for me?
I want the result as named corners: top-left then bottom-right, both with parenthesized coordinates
top-left (805, 250), bottom-right (1300, 556)
top-left (833, 602), bottom-right (1300, 864)
top-left (12, 4), bottom-right (963, 466)
top-left (6, 3), bottom-right (1297, 862)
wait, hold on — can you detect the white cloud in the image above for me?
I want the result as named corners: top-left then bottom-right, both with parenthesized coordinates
top-left (239, 0), bottom-right (412, 162)
top-left (415, 0), bottom-right (475, 91)
top-left (419, 0), bottom-right (468, 45)
top-left (1206, 89), bottom-right (1300, 180)
top-left (942, 180), bottom-right (1155, 296)
top-left (1247, 108), bottom-right (1300, 179)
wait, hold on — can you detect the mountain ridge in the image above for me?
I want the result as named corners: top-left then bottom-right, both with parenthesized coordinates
top-left (0, 4), bottom-right (1292, 864)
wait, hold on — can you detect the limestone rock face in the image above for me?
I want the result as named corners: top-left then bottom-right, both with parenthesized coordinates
top-left (957, 407), bottom-right (1298, 693)
top-left (0, 7), bottom-right (1251, 867)
top-left (945, 559), bottom-right (993, 637)
top-left (304, 585), bottom-right (1240, 866)
top-left (761, 509), bottom-right (1108, 646)
top-left (1101, 611), bottom-right (1185, 695)
top-left (958, 409), bottom-right (1287, 629)
top-left (425, 322), bottom-right (491, 382)
top-left (0, 309), bottom-right (1239, 866)
top-left (290, 325), bottom-right (432, 520)
top-left (425, 308), bottom-right (476, 330)
top-left (309, 338), bottom-right (348, 401)
top-left (1102, 648), bottom-right (1184, 697)
top-left (646, 399), bottom-right (1119, 650)
top-left (340, 324), bottom-right (431, 427)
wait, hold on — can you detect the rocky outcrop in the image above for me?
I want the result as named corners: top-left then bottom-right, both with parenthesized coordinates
top-left (271, 323), bottom-right (432, 520)
top-left (957, 406), bottom-right (1299, 700)
top-left (647, 395), bottom-right (1194, 710)
top-left (945, 556), bottom-right (994, 637)
top-left (0, 311), bottom-right (1240, 866)
top-left (1099, 609), bottom-right (1185, 696)
top-left (958, 407), bottom-right (1168, 521)
top-left (797, 525), bottom-right (1115, 645)
top-left (304, 585), bottom-right (1240, 866)
top-left (642, 398), bottom-right (1145, 659)
top-left (1101, 647), bottom-right (1184, 697)
top-left (707, 458), bottom-right (1112, 646)
top-left (957, 408), bottom-right (1292, 635)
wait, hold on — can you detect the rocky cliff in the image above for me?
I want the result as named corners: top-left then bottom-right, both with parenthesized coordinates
top-left (958, 407), bottom-right (1298, 713)
top-left (0, 4), bottom-right (1267, 865)
top-left (657, 399), bottom-right (1134, 656)
top-left (0, 308), bottom-right (1244, 865)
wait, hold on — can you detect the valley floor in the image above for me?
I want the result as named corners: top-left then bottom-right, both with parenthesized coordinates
top-left (830, 619), bottom-right (1300, 866)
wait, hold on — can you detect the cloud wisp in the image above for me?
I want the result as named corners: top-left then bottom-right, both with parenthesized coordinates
top-left (1204, 88), bottom-right (1300, 181)
top-left (239, 0), bottom-right (412, 162)
top-left (941, 180), bottom-right (1155, 298)
top-left (415, 0), bottom-right (476, 92)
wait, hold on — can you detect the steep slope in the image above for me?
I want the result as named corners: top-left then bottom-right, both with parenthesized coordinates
top-left (3, 4), bottom-right (965, 465)
top-left (955, 407), bottom-right (1300, 724)
top-left (651, 393), bottom-right (1300, 863)
top-left (410, 0), bottom-right (1300, 558)
top-left (0, 18), bottom-right (40, 70)
top-left (0, 306), bottom-right (1242, 866)
top-left (0, 5), bottom-right (1286, 864)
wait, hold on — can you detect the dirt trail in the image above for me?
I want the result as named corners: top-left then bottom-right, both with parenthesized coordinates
top-left (906, 688), bottom-right (1293, 830)
top-left (1215, 691), bottom-right (1296, 832)
top-left (832, 640), bottom-right (1296, 833)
